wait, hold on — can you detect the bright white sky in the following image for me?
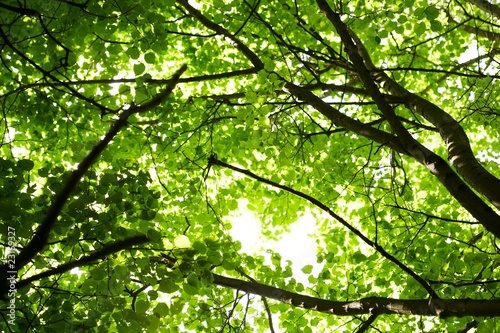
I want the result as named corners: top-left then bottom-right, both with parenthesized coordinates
top-left (229, 199), bottom-right (323, 286)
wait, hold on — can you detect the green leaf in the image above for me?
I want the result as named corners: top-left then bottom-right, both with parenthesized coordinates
top-left (91, 267), bottom-right (106, 280)
top-left (147, 197), bottom-right (159, 209)
top-left (127, 47), bottom-right (141, 59)
top-left (186, 273), bottom-right (199, 288)
top-left (139, 209), bottom-right (156, 221)
top-left (144, 52), bottom-right (156, 64)
top-left (302, 265), bottom-right (313, 274)
top-left (221, 259), bottom-right (234, 270)
top-left (158, 279), bottom-right (178, 293)
top-left (17, 159), bottom-right (34, 171)
top-left (183, 283), bottom-right (198, 295)
top-left (147, 229), bottom-right (162, 242)
top-left (430, 20), bottom-right (442, 32)
top-left (153, 303), bottom-right (169, 316)
top-left (414, 22), bottom-right (426, 35)
top-left (135, 299), bottom-right (149, 313)
top-left (134, 63), bottom-right (146, 76)
top-left (192, 241), bottom-right (207, 254)
top-left (425, 6), bottom-right (440, 20)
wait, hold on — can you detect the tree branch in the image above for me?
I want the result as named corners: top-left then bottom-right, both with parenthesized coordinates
top-left (314, 0), bottom-right (500, 238)
top-left (16, 235), bottom-right (149, 291)
top-left (340, 10), bottom-right (500, 210)
top-left (466, 0), bottom-right (500, 19)
top-left (0, 65), bottom-right (187, 299)
top-left (0, 3), bottom-right (40, 16)
top-left (284, 82), bottom-right (408, 154)
top-left (208, 155), bottom-right (439, 299)
top-left (154, 255), bottom-right (500, 317)
top-left (355, 314), bottom-right (378, 333)
top-left (176, 0), bottom-right (263, 71)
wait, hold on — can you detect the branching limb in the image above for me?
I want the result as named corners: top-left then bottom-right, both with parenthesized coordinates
top-left (176, 0), bottom-right (263, 71)
top-left (333, 5), bottom-right (500, 210)
top-left (314, 0), bottom-right (500, 238)
top-left (0, 3), bottom-right (40, 16)
top-left (0, 65), bottom-right (187, 299)
top-left (466, 0), bottom-right (500, 19)
top-left (0, 26), bottom-right (113, 114)
top-left (154, 254), bottom-right (500, 317)
top-left (208, 155), bottom-right (439, 298)
top-left (355, 314), bottom-right (378, 333)
top-left (16, 235), bottom-right (149, 291)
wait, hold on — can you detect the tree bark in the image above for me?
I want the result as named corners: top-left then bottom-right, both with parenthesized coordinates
top-left (212, 273), bottom-right (500, 317)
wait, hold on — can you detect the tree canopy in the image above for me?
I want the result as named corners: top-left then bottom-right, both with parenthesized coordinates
top-left (1, 0), bottom-right (500, 331)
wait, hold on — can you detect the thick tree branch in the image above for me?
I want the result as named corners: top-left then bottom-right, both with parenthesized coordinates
top-left (211, 276), bottom-right (500, 317)
top-left (466, 0), bottom-right (500, 19)
top-left (288, 73), bottom-right (500, 239)
top-left (315, 0), bottom-right (500, 238)
top-left (153, 255), bottom-right (500, 317)
top-left (284, 82), bottom-right (408, 154)
top-left (340, 11), bottom-right (500, 210)
top-left (374, 66), bottom-right (500, 210)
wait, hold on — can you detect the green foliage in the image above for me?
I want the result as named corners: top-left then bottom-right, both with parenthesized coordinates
top-left (1, 0), bottom-right (500, 332)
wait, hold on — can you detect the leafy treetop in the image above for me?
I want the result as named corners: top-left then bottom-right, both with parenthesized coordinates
top-left (1, 0), bottom-right (500, 332)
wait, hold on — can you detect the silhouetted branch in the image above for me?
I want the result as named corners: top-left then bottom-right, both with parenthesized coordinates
top-left (153, 254), bottom-right (500, 317)
top-left (208, 155), bottom-right (438, 298)
top-left (0, 65), bottom-right (187, 299)
top-left (17, 235), bottom-right (149, 290)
